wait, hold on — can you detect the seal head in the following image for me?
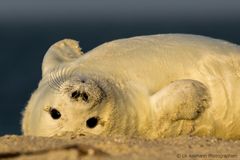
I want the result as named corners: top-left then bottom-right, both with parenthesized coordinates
top-left (22, 39), bottom-right (115, 137)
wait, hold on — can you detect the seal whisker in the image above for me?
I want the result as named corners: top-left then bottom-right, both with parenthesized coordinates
top-left (47, 65), bottom-right (75, 94)
top-left (48, 73), bottom-right (58, 92)
top-left (49, 68), bottom-right (62, 93)
top-left (48, 66), bottom-right (64, 93)
top-left (55, 66), bottom-right (63, 89)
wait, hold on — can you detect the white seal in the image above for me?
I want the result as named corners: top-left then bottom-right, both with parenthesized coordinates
top-left (22, 34), bottom-right (240, 139)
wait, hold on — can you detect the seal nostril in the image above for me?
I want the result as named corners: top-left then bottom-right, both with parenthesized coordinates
top-left (86, 117), bottom-right (99, 128)
top-left (71, 90), bottom-right (80, 99)
top-left (71, 90), bottom-right (89, 102)
top-left (81, 92), bottom-right (88, 102)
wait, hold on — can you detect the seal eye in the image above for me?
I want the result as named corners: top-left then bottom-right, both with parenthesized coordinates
top-left (86, 117), bottom-right (99, 128)
top-left (50, 108), bottom-right (61, 120)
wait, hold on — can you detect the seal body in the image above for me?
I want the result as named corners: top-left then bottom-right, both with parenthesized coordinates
top-left (22, 34), bottom-right (240, 139)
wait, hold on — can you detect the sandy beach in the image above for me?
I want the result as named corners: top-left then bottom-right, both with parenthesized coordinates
top-left (0, 135), bottom-right (239, 160)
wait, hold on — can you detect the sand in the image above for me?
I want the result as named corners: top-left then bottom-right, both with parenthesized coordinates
top-left (0, 135), bottom-right (239, 160)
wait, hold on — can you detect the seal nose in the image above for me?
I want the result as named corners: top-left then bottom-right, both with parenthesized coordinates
top-left (71, 90), bottom-right (89, 102)
top-left (66, 78), bottom-right (106, 106)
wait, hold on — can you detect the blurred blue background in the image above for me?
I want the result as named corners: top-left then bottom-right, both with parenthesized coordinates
top-left (0, 0), bottom-right (240, 135)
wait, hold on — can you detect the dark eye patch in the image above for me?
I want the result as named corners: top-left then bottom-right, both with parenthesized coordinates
top-left (50, 108), bottom-right (61, 120)
top-left (86, 117), bottom-right (99, 128)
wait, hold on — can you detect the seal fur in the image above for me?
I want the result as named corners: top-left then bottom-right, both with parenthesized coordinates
top-left (22, 34), bottom-right (240, 139)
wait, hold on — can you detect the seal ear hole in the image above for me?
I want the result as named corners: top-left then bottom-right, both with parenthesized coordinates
top-left (50, 108), bottom-right (61, 120)
top-left (86, 117), bottom-right (99, 128)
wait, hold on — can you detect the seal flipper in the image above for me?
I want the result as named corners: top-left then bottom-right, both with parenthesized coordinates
top-left (42, 39), bottom-right (84, 76)
top-left (151, 79), bottom-right (210, 121)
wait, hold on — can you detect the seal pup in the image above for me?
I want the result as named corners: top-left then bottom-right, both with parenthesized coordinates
top-left (22, 34), bottom-right (240, 139)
